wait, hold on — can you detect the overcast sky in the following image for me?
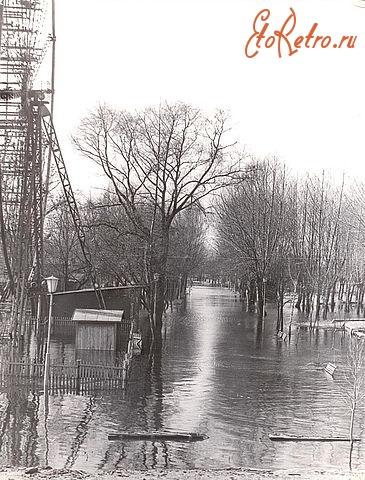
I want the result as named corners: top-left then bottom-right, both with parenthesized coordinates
top-left (37, 0), bottom-right (365, 193)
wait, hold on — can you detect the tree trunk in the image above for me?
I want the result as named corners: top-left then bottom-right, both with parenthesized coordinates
top-left (256, 278), bottom-right (264, 319)
top-left (301, 290), bottom-right (306, 312)
top-left (295, 290), bottom-right (302, 310)
top-left (248, 279), bottom-right (256, 310)
top-left (338, 281), bottom-right (344, 302)
top-left (322, 286), bottom-right (331, 320)
top-left (350, 402), bottom-right (356, 442)
top-left (276, 284), bottom-right (284, 332)
top-left (330, 281), bottom-right (337, 312)
top-left (305, 292), bottom-right (312, 316)
top-left (153, 273), bottom-right (165, 346)
top-left (150, 225), bottom-right (169, 348)
top-left (345, 282), bottom-right (351, 313)
top-left (315, 290), bottom-right (321, 322)
top-left (356, 285), bottom-right (364, 316)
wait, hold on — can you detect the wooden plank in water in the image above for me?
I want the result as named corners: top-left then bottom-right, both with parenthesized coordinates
top-left (108, 432), bottom-right (209, 442)
top-left (269, 434), bottom-right (361, 442)
top-left (332, 318), bottom-right (365, 323)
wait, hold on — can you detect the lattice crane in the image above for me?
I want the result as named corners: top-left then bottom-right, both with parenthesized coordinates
top-left (40, 103), bottom-right (106, 309)
top-left (0, 0), bottom-right (105, 335)
top-left (0, 0), bottom-right (51, 333)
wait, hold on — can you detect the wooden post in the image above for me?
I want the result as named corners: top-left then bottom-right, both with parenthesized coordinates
top-left (153, 273), bottom-right (160, 332)
top-left (178, 274), bottom-right (182, 300)
top-left (122, 355), bottom-right (127, 389)
top-left (76, 359), bottom-right (81, 395)
top-left (35, 294), bottom-right (42, 333)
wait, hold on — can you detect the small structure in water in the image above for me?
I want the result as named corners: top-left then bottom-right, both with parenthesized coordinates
top-left (324, 362), bottom-right (336, 376)
top-left (73, 309), bottom-right (125, 351)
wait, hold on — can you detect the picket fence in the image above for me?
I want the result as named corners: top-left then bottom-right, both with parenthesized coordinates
top-left (0, 357), bottom-right (130, 395)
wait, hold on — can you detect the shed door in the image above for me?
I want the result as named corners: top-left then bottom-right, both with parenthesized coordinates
top-left (76, 324), bottom-right (116, 351)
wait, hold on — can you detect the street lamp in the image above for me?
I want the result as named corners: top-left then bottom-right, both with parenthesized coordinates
top-left (43, 275), bottom-right (58, 406)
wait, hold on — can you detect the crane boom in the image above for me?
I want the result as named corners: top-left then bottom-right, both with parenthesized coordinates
top-left (39, 103), bottom-right (106, 309)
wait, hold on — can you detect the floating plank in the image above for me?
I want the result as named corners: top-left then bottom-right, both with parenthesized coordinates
top-left (324, 363), bottom-right (337, 376)
top-left (269, 434), bottom-right (360, 442)
top-left (108, 432), bottom-right (208, 442)
top-left (332, 318), bottom-right (365, 323)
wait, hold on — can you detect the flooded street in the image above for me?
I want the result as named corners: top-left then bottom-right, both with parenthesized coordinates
top-left (0, 286), bottom-right (363, 473)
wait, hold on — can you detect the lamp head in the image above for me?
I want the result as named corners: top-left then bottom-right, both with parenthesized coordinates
top-left (45, 275), bottom-right (59, 293)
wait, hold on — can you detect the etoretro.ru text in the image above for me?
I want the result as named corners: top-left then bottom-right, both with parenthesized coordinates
top-left (245, 8), bottom-right (357, 58)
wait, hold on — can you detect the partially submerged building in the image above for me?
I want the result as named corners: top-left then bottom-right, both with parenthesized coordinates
top-left (73, 308), bottom-right (125, 351)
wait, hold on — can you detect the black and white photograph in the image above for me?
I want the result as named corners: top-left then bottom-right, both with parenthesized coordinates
top-left (0, 1), bottom-right (365, 479)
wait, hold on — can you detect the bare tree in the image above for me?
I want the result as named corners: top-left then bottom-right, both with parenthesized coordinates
top-left (336, 337), bottom-right (365, 469)
top-left (43, 198), bottom-right (88, 291)
top-left (167, 206), bottom-right (207, 300)
top-left (216, 158), bottom-right (290, 319)
top-left (343, 338), bottom-right (365, 441)
top-left (292, 173), bottom-right (346, 321)
top-left (73, 102), bottom-right (243, 347)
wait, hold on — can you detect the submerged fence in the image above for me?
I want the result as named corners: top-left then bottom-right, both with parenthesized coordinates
top-left (0, 357), bottom-right (131, 395)
top-left (0, 311), bottom-right (139, 395)
top-left (51, 316), bottom-right (132, 332)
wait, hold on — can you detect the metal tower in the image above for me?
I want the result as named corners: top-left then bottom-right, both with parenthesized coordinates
top-left (0, 1), bottom-right (105, 336)
top-left (0, 0), bottom-right (52, 334)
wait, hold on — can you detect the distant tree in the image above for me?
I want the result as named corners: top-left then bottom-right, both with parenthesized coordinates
top-left (83, 195), bottom-right (208, 319)
top-left (292, 173), bottom-right (345, 322)
top-left (84, 192), bottom-right (145, 287)
top-left (167, 206), bottom-right (207, 293)
top-left (43, 198), bottom-right (88, 290)
top-left (217, 158), bottom-right (290, 320)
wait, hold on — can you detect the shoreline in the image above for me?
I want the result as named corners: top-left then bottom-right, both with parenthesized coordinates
top-left (1, 467), bottom-right (365, 480)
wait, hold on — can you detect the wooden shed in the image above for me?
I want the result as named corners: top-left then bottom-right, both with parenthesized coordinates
top-left (73, 309), bottom-right (125, 351)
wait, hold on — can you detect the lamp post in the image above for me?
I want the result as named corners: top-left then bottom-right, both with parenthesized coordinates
top-left (43, 275), bottom-right (58, 408)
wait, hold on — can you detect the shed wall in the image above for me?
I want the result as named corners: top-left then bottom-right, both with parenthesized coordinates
top-left (76, 323), bottom-right (116, 351)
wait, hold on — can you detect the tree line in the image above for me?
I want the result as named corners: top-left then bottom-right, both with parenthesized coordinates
top-left (215, 159), bottom-right (365, 330)
top-left (44, 102), bottom-right (245, 349)
top-left (42, 101), bottom-right (365, 349)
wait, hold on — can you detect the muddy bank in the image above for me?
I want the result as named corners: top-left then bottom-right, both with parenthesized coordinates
top-left (1, 467), bottom-right (365, 480)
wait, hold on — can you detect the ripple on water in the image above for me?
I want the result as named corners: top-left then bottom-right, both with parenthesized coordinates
top-left (0, 287), bottom-right (363, 472)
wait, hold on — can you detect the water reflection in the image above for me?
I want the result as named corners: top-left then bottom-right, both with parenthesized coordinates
top-left (64, 396), bottom-right (97, 469)
top-left (0, 286), bottom-right (364, 472)
top-left (0, 388), bottom-right (40, 467)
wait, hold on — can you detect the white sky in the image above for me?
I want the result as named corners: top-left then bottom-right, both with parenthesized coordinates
top-left (38, 0), bottom-right (365, 193)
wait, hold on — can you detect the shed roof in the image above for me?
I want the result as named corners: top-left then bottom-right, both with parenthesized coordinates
top-left (72, 309), bottom-right (124, 323)
top-left (53, 285), bottom-right (143, 296)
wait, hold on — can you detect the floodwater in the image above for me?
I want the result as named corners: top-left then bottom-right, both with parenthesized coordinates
top-left (0, 286), bottom-right (363, 473)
